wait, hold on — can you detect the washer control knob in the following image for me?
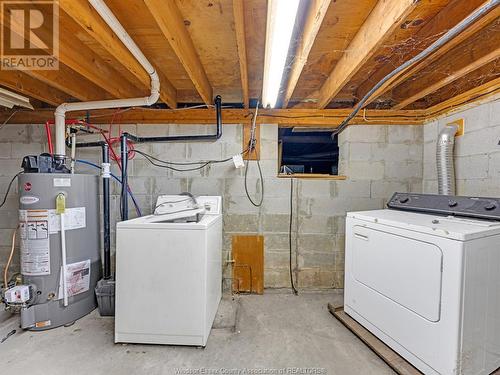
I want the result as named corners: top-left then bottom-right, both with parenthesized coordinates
top-left (485, 202), bottom-right (497, 211)
top-left (399, 196), bottom-right (409, 204)
top-left (448, 200), bottom-right (458, 207)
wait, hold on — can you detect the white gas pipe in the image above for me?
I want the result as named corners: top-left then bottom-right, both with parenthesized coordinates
top-left (53, 0), bottom-right (160, 157)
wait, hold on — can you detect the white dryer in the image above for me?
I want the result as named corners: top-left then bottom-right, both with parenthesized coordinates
top-left (345, 193), bottom-right (500, 375)
top-left (115, 196), bottom-right (222, 347)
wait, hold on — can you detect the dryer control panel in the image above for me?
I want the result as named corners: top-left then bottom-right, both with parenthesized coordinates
top-left (388, 193), bottom-right (500, 221)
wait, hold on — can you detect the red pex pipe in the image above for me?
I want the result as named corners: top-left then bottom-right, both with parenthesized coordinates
top-left (44, 121), bottom-right (54, 155)
top-left (44, 119), bottom-right (107, 155)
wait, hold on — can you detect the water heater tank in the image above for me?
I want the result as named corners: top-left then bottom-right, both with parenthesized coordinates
top-left (18, 173), bottom-right (101, 330)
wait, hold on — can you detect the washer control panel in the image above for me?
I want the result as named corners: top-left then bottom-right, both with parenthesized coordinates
top-left (387, 193), bottom-right (500, 220)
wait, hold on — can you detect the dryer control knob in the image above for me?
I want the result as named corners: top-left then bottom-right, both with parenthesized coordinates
top-left (485, 203), bottom-right (497, 211)
top-left (399, 196), bottom-right (409, 203)
top-left (448, 200), bottom-right (458, 207)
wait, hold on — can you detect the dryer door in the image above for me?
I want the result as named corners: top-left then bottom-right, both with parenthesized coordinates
top-left (351, 225), bottom-right (443, 322)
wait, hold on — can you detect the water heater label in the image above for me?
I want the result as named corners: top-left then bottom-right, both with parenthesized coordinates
top-left (53, 178), bottom-right (71, 187)
top-left (19, 209), bottom-right (51, 276)
top-left (48, 207), bottom-right (86, 234)
top-left (57, 259), bottom-right (91, 299)
top-left (20, 196), bottom-right (39, 205)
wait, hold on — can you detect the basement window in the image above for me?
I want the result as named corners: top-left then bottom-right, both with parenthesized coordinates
top-left (278, 128), bottom-right (341, 178)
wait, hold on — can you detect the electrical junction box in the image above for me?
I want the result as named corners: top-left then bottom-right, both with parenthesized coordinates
top-left (5, 285), bottom-right (30, 304)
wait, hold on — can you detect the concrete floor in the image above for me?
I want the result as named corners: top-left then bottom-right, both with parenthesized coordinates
top-left (1, 290), bottom-right (393, 375)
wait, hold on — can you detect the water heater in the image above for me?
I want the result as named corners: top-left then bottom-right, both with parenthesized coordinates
top-left (16, 172), bottom-right (101, 330)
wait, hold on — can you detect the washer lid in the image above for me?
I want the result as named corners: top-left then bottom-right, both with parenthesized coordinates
top-left (347, 209), bottom-right (500, 241)
top-left (117, 213), bottom-right (221, 230)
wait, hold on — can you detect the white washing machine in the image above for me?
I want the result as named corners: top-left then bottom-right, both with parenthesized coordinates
top-left (115, 195), bottom-right (222, 346)
top-left (345, 193), bottom-right (500, 375)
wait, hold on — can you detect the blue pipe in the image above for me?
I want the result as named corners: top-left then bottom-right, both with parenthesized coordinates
top-left (76, 159), bottom-right (142, 217)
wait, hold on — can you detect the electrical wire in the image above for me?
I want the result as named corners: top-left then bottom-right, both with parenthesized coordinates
top-left (289, 178), bottom-right (298, 295)
top-left (244, 158), bottom-right (264, 207)
top-left (243, 102), bottom-right (264, 207)
top-left (3, 226), bottom-right (18, 292)
top-left (0, 110), bottom-right (19, 131)
top-left (75, 159), bottom-right (142, 217)
top-left (133, 149), bottom-right (247, 172)
top-left (134, 149), bottom-right (238, 166)
top-left (0, 172), bottom-right (23, 209)
top-left (331, 0), bottom-right (500, 136)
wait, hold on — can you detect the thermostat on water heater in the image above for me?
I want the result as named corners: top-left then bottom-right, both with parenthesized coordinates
top-left (4, 285), bottom-right (31, 304)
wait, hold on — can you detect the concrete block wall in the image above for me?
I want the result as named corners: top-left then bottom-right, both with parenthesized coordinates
top-left (423, 99), bottom-right (500, 196)
top-left (0, 122), bottom-right (423, 290)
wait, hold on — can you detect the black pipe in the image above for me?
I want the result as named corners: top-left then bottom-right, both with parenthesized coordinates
top-left (102, 143), bottom-right (111, 280)
top-left (65, 138), bottom-right (111, 280)
top-left (124, 95), bottom-right (222, 143)
top-left (119, 95), bottom-right (223, 221)
top-left (120, 135), bottom-right (129, 221)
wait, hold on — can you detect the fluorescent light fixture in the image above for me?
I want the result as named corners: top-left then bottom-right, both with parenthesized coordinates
top-left (0, 87), bottom-right (33, 110)
top-left (262, 0), bottom-right (300, 108)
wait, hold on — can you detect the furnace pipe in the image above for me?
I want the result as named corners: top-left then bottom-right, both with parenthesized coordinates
top-left (437, 125), bottom-right (459, 195)
top-left (53, 0), bottom-right (160, 159)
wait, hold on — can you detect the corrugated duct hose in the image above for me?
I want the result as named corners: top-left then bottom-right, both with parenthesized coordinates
top-left (437, 125), bottom-right (459, 195)
top-left (331, 0), bottom-right (499, 137)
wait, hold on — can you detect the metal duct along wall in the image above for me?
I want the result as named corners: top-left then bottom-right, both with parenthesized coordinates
top-left (437, 125), bottom-right (459, 195)
top-left (18, 173), bottom-right (101, 330)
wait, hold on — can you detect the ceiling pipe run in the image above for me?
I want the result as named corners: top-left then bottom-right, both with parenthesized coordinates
top-left (53, 0), bottom-right (160, 159)
top-left (437, 124), bottom-right (459, 195)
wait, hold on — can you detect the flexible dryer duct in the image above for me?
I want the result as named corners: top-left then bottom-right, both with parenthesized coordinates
top-left (53, 0), bottom-right (160, 158)
top-left (437, 125), bottom-right (459, 195)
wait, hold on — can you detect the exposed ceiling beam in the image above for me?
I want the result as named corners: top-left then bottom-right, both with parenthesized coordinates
top-left (424, 76), bottom-right (500, 118)
top-left (282, 0), bottom-right (331, 108)
top-left (315, 0), bottom-right (418, 108)
top-left (233, 0), bottom-right (250, 108)
top-left (392, 23), bottom-right (500, 109)
top-left (24, 65), bottom-right (113, 102)
top-left (0, 70), bottom-right (71, 106)
top-left (357, 0), bottom-right (500, 107)
top-left (144, 0), bottom-right (213, 106)
top-left (4, 5), bottom-right (141, 99)
top-left (0, 108), bottom-right (426, 126)
top-left (60, 0), bottom-right (177, 108)
top-left (58, 23), bottom-right (144, 99)
top-left (3, 7), bottom-right (112, 101)
top-left (393, 52), bottom-right (499, 109)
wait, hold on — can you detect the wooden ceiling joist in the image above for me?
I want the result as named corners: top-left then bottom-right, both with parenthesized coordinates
top-left (0, 70), bottom-right (71, 106)
top-left (144, 0), bottom-right (213, 106)
top-left (357, 0), bottom-right (500, 108)
top-left (315, 0), bottom-right (418, 108)
top-left (233, 0), bottom-right (250, 108)
top-left (281, 0), bottom-right (331, 108)
top-left (0, 108), bottom-right (426, 126)
top-left (58, 23), bottom-right (143, 99)
top-left (424, 76), bottom-right (500, 117)
top-left (392, 22), bottom-right (500, 109)
top-left (394, 53), bottom-right (499, 109)
top-left (24, 65), bottom-right (113, 102)
top-left (3, 4), bottom-right (140, 99)
top-left (60, 0), bottom-right (177, 108)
